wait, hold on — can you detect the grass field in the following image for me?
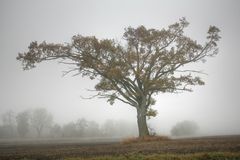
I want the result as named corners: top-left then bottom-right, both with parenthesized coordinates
top-left (0, 135), bottom-right (240, 160)
top-left (66, 152), bottom-right (240, 160)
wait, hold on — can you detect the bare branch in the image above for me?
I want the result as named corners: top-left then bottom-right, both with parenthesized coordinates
top-left (62, 68), bottom-right (79, 77)
top-left (80, 94), bottom-right (100, 99)
top-left (175, 70), bottom-right (208, 75)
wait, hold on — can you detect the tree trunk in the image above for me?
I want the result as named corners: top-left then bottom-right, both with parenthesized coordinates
top-left (137, 107), bottom-right (149, 137)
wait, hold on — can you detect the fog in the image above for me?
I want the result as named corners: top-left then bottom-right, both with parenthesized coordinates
top-left (0, 108), bottom-right (138, 139)
top-left (1, 0), bottom-right (240, 140)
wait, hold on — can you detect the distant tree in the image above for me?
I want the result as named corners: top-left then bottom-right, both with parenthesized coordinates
top-left (62, 122), bottom-right (77, 137)
top-left (76, 118), bottom-right (88, 136)
top-left (85, 120), bottom-right (100, 137)
top-left (17, 18), bottom-right (220, 137)
top-left (101, 119), bottom-right (117, 137)
top-left (49, 123), bottom-right (62, 138)
top-left (30, 108), bottom-right (53, 137)
top-left (171, 120), bottom-right (199, 137)
top-left (1, 110), bottom-right (15, 127)
top-left (101, 119), bottom-right (138, 137)
top-left (0, 110), bottom-right (16, 138)
top-left (16, 110), bottom-right (30, 137)
top-left (75, 118), bottom-right (101, 137)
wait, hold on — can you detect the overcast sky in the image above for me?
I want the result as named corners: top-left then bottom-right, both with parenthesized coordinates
top-left (0, 0), bottom-right (240, 136)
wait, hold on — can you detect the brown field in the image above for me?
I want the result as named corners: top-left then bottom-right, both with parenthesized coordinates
top-left (0, 135), bottom-right (240, 160)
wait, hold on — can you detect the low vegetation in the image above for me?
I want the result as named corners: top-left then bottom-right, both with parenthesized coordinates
top-left (121, 135), bottom-right (170, 144)
top-left (66, 152), bottom-right (240, 160)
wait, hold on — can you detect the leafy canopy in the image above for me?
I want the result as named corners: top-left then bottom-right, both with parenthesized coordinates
top-left (17, 18), bottom-right (220, 111)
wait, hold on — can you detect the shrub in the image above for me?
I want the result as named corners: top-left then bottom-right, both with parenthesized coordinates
top-left (171, 120), bottom-right (199, 137)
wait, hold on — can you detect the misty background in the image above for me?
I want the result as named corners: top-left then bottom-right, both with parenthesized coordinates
top-left (0, 0), bottom-right (240, 138)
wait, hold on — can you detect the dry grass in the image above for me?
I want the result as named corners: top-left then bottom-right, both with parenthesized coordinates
top-left (121, 135), bottom-right (170, 144)
top-left (1, 135), bottom-right (240, 160)
top-left (66, 152), bottom-right (240, 160)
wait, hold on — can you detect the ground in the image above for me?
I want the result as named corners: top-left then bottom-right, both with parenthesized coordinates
top-left (0, 135), bottom-right (240, 160)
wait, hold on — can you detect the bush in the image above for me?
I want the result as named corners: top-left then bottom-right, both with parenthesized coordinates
top-left (171, 120), bottom-right (199, 137)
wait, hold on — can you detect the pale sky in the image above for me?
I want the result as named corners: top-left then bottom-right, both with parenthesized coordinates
top-left (0, 0), bottom-right (240, 136)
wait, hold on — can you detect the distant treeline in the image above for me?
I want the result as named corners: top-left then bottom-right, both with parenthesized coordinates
top-left (0, 108), bottom-right (138, 138)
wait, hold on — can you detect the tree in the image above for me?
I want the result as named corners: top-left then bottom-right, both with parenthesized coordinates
top-left (171, 120), bottom-right (199, 137)
top-left (17, 18), bottom-right (220, 137)
top-left (16, 110), bottom-right (30, 137)
top-left (1, 110), bottom-right (15, 126)
top-left (62, 122), bottom-right (77, 137)
top-left (49, 123), bottom-right (62, 138)
top-left (101, 119), bottom-right (117, 137)
top-left (1, 110), bottom-right (16, 138)
top-left (76, 118), bottom-right (88, 136)
top-left (85, 120), bottom-right (100, 137)
top-left (30, 108), bottom-right (53, 137)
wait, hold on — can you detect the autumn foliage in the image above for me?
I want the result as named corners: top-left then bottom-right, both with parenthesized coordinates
top-left (17, 18), bottom-right (220, 137)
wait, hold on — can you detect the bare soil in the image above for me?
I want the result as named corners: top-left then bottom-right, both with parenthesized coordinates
top-left (0, 135), bottom-right (240, 160)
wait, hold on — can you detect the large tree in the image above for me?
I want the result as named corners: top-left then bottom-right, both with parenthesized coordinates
top-left (17, 18), bottom-right (220, 137)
